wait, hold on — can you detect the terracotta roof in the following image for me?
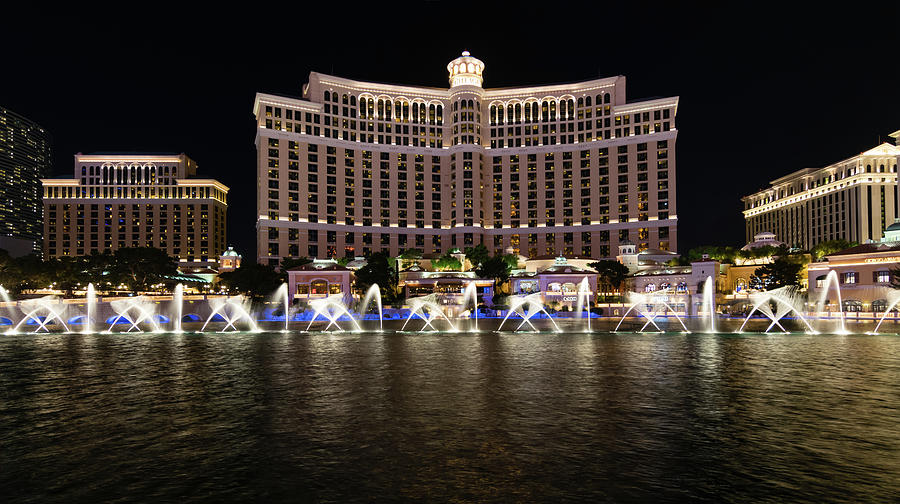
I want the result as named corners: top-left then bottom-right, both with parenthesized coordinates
top-left (288, 263), bottom-right (349, 272)
top-left (825, 242), bottom-right (900, 257)
top-left (528, 254), bottom-right (595, 261)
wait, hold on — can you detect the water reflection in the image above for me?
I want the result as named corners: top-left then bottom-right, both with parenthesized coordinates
top-left (1, 332), bottom-right (898, 502)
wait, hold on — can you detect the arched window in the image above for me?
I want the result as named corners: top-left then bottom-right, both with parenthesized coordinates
top-left (350, 95), bottom-right (356, 106)
top-left (395, 101), bottom-right (401, 121)
top-left (385, 100), bottom-right (392, 121)
top-left (596, 94), bottom-right (603, 105)
top-left (332, 93), bottom-right (338, 103)
top-left (490, 105), bottom-right (497, 125)
top-left (542, 101), bottom-right (549, 121)
top-left (507, 105), bottom-right (513, 124)
top-left (604, 93), bottom-right (611, 103)
top-left (342, 94), bottom-right (348, 104)
top-left (358, 98), bottom-right (366, 117)
top-left (515, 103), bottom-right (521, 123)
top-left (524, 103), bottom-right (531, 123)
top-left (377, 99), bottom-right (384, 119)
top-left (324, 90), bottom-right (331, 102)
top-left (549, 101), bottom-right (556, 120)
top-left (585, 96), bottom-right (592, 107)
top-left (419, 103), bottom-right (426, 124)
top-left (412, 103), bottom-right (419, 123)
top-left (577, 97), bottom-right (584, 108)
top-left (429, 104), bottom-right (435, 124)
top-left (645, 283), bottom-right (657, 293)
top-left (467, 99), bottom-right (473, 109)
top-left (532, 102), bottom-right (539, 122)
top-left (497, 105), bottom-right (504, 125)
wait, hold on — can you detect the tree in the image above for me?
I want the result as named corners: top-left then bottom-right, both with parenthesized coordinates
top-left (749, 257), bottom-right (804, 290)
top-left (476, 256), bottom-right (512, 294)
top-left (432, 252), bottom-right (462, 271)
top-left (501, 253), bottom-right (520, 270)
top-left (110, 247), bottom-right (179, 292)
top-left (217, 263), bottom-right (284, 300)
top-left (464, 244), bottom-right (490, 269)
top-left (354, 251), bottom-right (399, 303)
top-left (588, 260), bottom-right (630, 298)
top-left (811, 240), bottom-right (857, 261)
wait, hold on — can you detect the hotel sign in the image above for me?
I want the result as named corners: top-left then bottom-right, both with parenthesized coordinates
top-left (864, 257), bottom-right (900, 264)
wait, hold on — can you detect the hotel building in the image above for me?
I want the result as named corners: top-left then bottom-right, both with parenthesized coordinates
top-left (0, 106), bottom-right (52, 257)
top-left (743, 132), bottom-right (900, 249)
top-left (253, 52), bottom-right (679, 265)
top-left (42, 153), bottom-right (229, 269)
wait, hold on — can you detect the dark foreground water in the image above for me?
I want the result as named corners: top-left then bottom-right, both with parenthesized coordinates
top-left (1, 332), bottom-right (899, 503)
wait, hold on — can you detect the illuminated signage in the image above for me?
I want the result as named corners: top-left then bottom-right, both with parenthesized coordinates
top-left (864, 257), bottom-right (900, 264)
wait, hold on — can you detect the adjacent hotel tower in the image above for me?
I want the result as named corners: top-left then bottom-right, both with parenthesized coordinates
top-left (42, 153), bottom-right (229, 269)
top-left (742, 132), bottom-right (900, 250)
top-left (0, 106), bottom-right (52, 257)
top-left (253, 53), bottom-right (679, 265)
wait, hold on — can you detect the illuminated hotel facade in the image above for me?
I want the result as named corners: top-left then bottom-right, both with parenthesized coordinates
top-left (42, 153), bottom-right (229, 269)
top-left (253, 52), bottom-right (679, 265)
top-left (742, 132), bottom-right (900, 250)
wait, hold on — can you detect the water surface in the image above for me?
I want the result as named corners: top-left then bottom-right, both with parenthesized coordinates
top-left (1, 332), bottom-right (898, 503)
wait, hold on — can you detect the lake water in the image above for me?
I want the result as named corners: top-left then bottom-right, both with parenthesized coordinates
top-left (1, 331), bottom-right (899, 503)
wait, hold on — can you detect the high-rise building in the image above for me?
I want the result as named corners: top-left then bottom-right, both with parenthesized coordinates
top-left (253, 52), bottom-right (679, 265)
top-left (42, 153), bottom-right (229, 270)
top-left (742, 131), bottom-right (900, 249)
top-left (0, 106), bottom-right (52, 257)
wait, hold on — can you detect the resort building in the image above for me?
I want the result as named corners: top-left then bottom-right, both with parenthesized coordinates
top-left (742, 132), bottom-right (900, 250)
top-left (286, 258), bottom-right (354, 305)
top-left (510, 256), bottom-right (597, 309)
top-left (253, 52), bottom-right (679, 265)
top-left (0, 106), bottom-right (52, 257)
top-left (806, 222), bottom-right (900, 313)
top-left (41, 153), bottom-right (229, 270)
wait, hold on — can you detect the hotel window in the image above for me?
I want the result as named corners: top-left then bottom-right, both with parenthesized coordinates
top-left (841, 272), bottom-right (858, 284)
top-left (874, 271), bottom-right (891, 284)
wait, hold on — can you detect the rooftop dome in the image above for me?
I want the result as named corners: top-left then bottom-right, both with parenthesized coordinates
top-left (447, 51), bottom-right (485, 88)
top-left (221, 246), bottom-right (240, 257)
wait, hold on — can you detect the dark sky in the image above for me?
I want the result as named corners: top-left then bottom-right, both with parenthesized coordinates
top-left (4, 4), bottom-right (898, 258)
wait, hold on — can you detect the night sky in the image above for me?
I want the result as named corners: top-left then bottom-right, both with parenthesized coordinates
top-left (4, 5), bottom-right (898, 259)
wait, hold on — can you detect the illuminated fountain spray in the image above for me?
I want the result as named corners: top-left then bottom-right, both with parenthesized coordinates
top-left (701, 276), bottom-right (716, 333)
top-left (107, 297), bottom-right (161, 333)
top-left (575, 277), bottom-right (592, 332)
top-left (0, 285), bottom-right (12, 324)
top-left (872, 289), bottom-right (900, 334)
top-left (274, 283), bottom-right (290, 331)
top-left (359, 284), bottom-right (383, 331)
top-left (11, 296), bottom-right (70, 333)
top-left (401, 294), bottom-right (457, 332)
top-left (614, 290), bottom-right (690, 333)
top-left (202, 296), bottom-right (259, 332)
top-left (172, 283), bottom-right (184, 333)
top-left (738, 286), bottom-right (815, 333)
top-left (84, 283), bottom-right (96, 334)
top-left (306, 294), bottom-right (361, 332)
top-left (497, 292), bottom-right (561, 332)
top-left (813, 270), bottom-right (847, 334)
top-left (462, 282), bottom-right (479, 331)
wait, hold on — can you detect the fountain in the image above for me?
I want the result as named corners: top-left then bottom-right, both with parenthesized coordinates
top-left (401, 294), bottom-right (457, 332)
top-left (172, 283), bottom-right (184, 333)
top-left (872, 289), bottom-right (900, 334)
top-left (738, 286), bottom-right (815, 333)
top-left (614, 290), bottom-right (690, 333)
top-left (700, 276), bottom-right (716, 333)
top-left (11, 296), bottom-right (70, 333)
top-left (306, 294), bottom-right (361, 332)
top-left (359, 284), bottom-right (383, 331)
top-left (462, 282), bottom-right (479, 331)
top-left (813, 270), bottom-right (847, 333)
top-left (575, 277), bottom-right (592, 332)
top-left (497, 292), bottom-right (560, 332)
top-left (273, 283), bottom-right (291, 331)
top-left (202, 296), bottom-right (259, 332)
top-left (107, 296), bottom-right (161, 333)
top-left (84, 283), bottom-right (96, 334)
